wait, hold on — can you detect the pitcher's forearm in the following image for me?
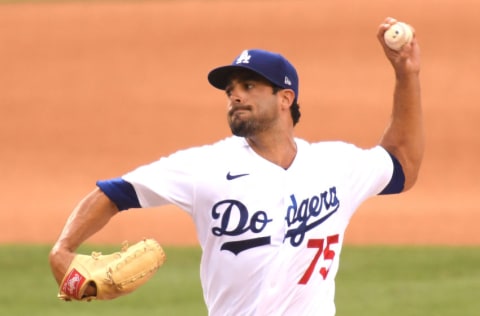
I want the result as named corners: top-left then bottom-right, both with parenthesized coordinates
top-left (49, 188), bottom-right (119, 284)
top-left (53, 188), bottom-right (119, 251)
top-left (380, 73), bottom-right (424, 190)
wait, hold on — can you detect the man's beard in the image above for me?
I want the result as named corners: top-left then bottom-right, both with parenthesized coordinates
top-left (229, 117), bottom-right (257, 137)
top-left (227, 107), bottom-right (273, 137)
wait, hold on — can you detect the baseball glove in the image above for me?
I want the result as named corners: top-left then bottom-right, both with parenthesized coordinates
top-left (58, 238), bottom-right (166, 301)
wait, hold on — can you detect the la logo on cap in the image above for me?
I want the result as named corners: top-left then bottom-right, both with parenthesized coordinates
top-left (235, 50), bottom-right (251, 64)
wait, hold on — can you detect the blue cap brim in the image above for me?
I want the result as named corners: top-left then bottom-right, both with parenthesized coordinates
top-left (208, 65), bottom-right (276, 91)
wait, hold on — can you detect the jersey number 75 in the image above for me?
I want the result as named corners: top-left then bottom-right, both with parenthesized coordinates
top-left (298, 234), bottom-right (340, 284)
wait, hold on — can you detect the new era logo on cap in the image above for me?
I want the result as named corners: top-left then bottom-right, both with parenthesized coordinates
top-left (284, 76), bottom-right (292, 86)
top-left (208, 49), bottom-right (299, 100)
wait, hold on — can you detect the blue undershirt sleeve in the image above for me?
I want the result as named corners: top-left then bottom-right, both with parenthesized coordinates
top-left (96, 178), bottom-right (141, 211)
top-left (379, 152), bottom-right (405, 195)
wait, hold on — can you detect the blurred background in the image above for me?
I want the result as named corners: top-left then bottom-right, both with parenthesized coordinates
top-left (1, 0), bottom-right (479, 245)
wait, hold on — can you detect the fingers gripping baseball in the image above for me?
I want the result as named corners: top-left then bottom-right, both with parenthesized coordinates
top-left (378, 17), bottom-right (420, 75)
top-left (58, 238), bottom-right (166, 301)
top-left (379, 17), bottom-right (415, 50)
top-left (384, 22), bottom-right (413, 51)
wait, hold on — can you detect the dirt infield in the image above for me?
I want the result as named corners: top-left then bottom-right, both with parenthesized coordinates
top-left (1, 0), bottom-right (479, 245)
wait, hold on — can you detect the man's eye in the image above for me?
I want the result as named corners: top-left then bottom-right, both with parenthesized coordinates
top-left (244, 83), bottom-right (254, 90)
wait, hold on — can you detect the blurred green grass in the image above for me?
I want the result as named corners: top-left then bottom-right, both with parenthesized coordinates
top-left (335, 246), bottom-right (480, 316)
top-left (1, 244), bottom-right (479, 315)
top-left (0, 244), bottom-right (206, 316)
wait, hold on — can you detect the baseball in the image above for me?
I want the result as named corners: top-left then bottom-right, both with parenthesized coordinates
top-left (384, 22), bottom-right (413, 51)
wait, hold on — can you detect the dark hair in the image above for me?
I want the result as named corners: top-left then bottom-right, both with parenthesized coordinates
top-left (272, 86), bottom-right (301, 126)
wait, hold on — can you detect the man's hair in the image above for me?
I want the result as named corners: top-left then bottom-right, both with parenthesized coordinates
top-left (272, 86), bottom-right (301, 126)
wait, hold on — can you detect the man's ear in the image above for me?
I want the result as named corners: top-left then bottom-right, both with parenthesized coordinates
top-left (279, 89), bottom-right (295, 110)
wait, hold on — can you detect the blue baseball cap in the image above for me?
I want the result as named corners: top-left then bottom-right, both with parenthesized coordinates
top-left (208, 49), bottom-right (299, 100)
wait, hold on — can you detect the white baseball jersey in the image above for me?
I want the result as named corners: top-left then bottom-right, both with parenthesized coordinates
top-left (112, 136), bottom-right (394, 316)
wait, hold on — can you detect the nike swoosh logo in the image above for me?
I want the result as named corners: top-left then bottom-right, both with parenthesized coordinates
top-left (226, 172), bottom-right (250, 180)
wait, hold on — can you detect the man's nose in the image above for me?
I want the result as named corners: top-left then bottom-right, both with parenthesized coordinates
top-left (228, 84), bottom-right (245, 103)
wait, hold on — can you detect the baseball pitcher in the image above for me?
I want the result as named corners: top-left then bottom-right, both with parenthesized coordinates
top-left (49, 17), bottom-right (423, 315)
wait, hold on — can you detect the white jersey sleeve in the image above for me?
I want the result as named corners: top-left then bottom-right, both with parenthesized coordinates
top-left (122, 142), bottom-right (213, 213)
top-left (121, 136), bottom-right (259, 216)
top-left (312, 141), bottom-right (394, 217)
